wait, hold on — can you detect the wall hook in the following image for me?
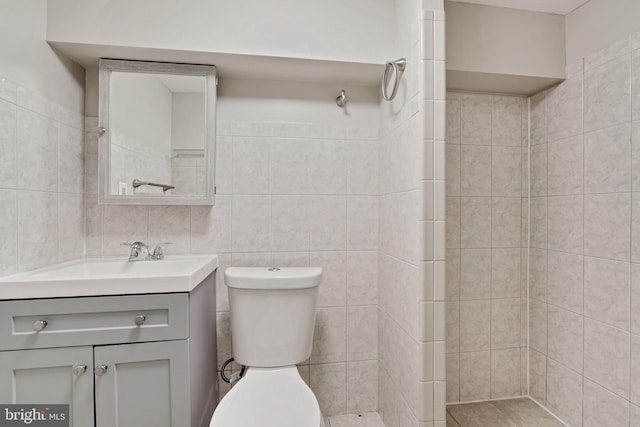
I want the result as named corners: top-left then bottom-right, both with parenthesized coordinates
top-left (336, 90), bottom-right (347, 108)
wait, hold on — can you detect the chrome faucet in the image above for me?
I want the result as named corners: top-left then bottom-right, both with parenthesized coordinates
top-left (121, 242), bottom-right (172, 261)
top-left (121, 242), bottom-right (150, 261)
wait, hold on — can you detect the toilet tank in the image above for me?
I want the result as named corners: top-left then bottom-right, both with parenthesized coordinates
top-left (225, 267), bottom-right (322, 367)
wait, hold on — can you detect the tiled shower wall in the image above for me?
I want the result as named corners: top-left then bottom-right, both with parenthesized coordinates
top-left (378, 0), bottom-right (447, 425)
top-left (528, 33), bottom-right (640, 427)
top-left (0, 75), bottom-right (84, 277)
top-left (84, 114), bottom-right (380, 416)
top-left (445, 92), bottom-right (528, 403)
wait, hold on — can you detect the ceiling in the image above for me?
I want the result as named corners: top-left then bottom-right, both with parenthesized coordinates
top-left (447, 0), bottom-right (591, 15)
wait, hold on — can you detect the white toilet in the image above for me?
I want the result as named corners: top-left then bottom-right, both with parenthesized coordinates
top-left (210, 267), bottom-right (325, 427)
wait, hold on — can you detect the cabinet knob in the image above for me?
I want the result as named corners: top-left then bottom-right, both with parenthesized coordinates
top-left (134, 315), bottom-right (146, 326)
top-left (32, 320), bottom-right (48, 332)
top-left (94, 365), bottom-right (108, 376)
top-left (73, 365), bottom-right (87, 376)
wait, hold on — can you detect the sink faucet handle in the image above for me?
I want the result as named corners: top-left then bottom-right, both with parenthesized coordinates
top-left (151, 242), bottom-right (172, 260)
top-left (122, 241), bottom-right (150, 261)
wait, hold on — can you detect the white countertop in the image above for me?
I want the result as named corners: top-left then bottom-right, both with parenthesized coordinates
top-left (0, 255), bottom-right (218, 300)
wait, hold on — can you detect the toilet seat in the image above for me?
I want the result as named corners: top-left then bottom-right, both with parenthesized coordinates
top-left (210, 366), bottom-right (323, 427)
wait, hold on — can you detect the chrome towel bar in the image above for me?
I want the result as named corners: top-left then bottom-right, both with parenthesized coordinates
top-left (132, 179), bottom-right (175, 192)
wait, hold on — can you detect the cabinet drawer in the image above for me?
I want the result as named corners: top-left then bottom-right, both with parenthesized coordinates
top-left (0, 294), bottom-right (189, 350)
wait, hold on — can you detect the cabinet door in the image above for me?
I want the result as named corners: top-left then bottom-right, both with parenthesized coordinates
top-left (0, 346), bottom-right (94, 427)
top-left (94, 340), bottom-right (190, 427)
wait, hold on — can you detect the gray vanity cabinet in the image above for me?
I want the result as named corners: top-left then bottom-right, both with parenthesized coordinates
top-left (94, 340), bottom-right (190, 427)
top-left (0, 346), bottom-right (95, 426)
top-left (0, 272), bottom-right (217, 427)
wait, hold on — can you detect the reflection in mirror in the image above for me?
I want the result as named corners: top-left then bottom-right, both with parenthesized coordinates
top-left (99, 60), bottom-right (216, 205)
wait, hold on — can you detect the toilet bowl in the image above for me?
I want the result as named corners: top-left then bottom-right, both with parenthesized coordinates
top-left (210, 367), bottom-right (324, 427)
top-left (209, 267), bottom-right (324, 427)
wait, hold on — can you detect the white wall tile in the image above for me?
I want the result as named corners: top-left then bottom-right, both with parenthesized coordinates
top-left (346, 251), bottom-right (377, 306)
top-left (17, 109), bottom-right (58, 192)
top-left (583, 123), bottom-right (631, 193)
top-left (584, 318), bottom-right (630, 398)
top-left (309, 196), bottom-right (346, 251)
top-left (584, 55), bottom-right (631, 133)
top-left (460, 94), bottom-right (491, 146)
top-left (270, 196), bottom-right (309, 251)
top-left (491, 248), bottom-right (520, 299)
top-left (584, 256), bottom-right (631, 330)
top-left (190, 196), bottom-right (232, 254)
top-left (270, 138), bottom-right (308, 194)
top-left (547, 251), bottom-right (583, 313)
top-left (311, 307), bottom-right (346, 364)
top-left (0, 189), bottom-right (17, 275)
top-left (547, 135), bottom-right (583, 196)
top-left (102, 205), bottom-right (148, 256)
top-left (58, 124), bottom-right (84, 194)
top-left (0, 100), bottom-right (17, 189)
top-left (347, 306), bottom-right (377, 361)
top-left (492, 96), bottom-right (523, 147)
top-left (460, 145), bottom-right (491, 196)
top-left (459, 351), bottom-right (490, 401)
top-left (308, 139), bottom-right (347, 194)
top-left (547, 195), bottom-right (583, 254)
top-left (231, 195), bottom-right (271, 252)
top-left (460, 197), bottom-right (491, 248)
top-left (232, 136), bottom-right (270, 194)
top-left (546, 75), bottom-right (583, 142)
top-left (546, 358), bottom-right (583, 427)
top-left (633, 50), bottom-right (640, 122)
top-left (584, 193), bottom-right (631, 261)
top-left (17, 191), bottom-right (58, 271)
top-left (459, 248), bottom-right (491, 300)
top-left (347, 196), bottom-right (378, 250)
top-left (583, 378), bottom-right (630, 427)
top-left (310, 362), bottom-right (347, 416)
top-left (346, 360), bottom-right (378, 413)
top-left (491, 198), bottom-right (521, 248)
top-left (490, 348), bottom-right (521, 398)
top-left (492, 147), bottom-right (522, 197)
top-left (148, 206), bottom-right (191, 254)
top-left (548, 306), bottom-right (584, 372)
top-left (459, 300), bottom-right (490, 352)
top-left (490, 298), bottom-right (520, 349)
top-left (311, 251), bottom-right (347, 308)
top-left (58, 193), bottom-right (83, 262)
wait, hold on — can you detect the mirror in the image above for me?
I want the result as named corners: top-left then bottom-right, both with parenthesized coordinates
top-left (98, 59), bottom-right (217, 205)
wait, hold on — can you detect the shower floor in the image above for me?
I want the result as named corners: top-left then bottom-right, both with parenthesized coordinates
top-left (447, 398), bottom-right (565, 427)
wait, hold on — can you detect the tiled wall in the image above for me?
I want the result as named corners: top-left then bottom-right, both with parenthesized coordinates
top-left (528, 33), bottom-right (640, 427)
top-left (0, 74), bottom-right (84, 276)
top-left (378, 0), bottom-right (447, 425)
top-left (84, 115), bottom-right (380, 416)
top-left (445, 92), bottom-right (528, 403)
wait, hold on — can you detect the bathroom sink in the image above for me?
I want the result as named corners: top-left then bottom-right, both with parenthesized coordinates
top-left (0, 255), bottom-right (218, 300)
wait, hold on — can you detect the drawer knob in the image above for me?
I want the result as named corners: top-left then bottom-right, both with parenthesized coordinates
top-left (94, 365), bottom-right (108, 376)
top-left (134, 315), bottom-right (146, 326)
top-left (32, 320), bottom-right (48, 332)
top-left (73, 365), bottom-right (87, 376)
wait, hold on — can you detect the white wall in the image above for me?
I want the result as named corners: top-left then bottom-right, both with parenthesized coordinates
top-left (0, 0), bottom-right (84, 113)
top-left (46, 0), bottom-right (394, 65)
top-left (445, 1), bottom-right (565, 93)
top-left (172, 93), bottom-right (205, 150)
top-left (565, 0), bottom-right (640, 64)
top-left (111, 73), bottom-right (172, 155)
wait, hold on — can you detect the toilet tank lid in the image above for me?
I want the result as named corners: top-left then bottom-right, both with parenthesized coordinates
top-left (225, 267), bottom-right (323, 290)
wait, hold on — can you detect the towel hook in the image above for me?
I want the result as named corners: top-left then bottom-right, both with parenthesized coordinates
top-left (336, 89), bottom-right (347, 108)
top-left (381, 58), bottom-right (406, 101)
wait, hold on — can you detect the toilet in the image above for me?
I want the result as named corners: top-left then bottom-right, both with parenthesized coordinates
top-left (210, 267), bottom-right (325, 427)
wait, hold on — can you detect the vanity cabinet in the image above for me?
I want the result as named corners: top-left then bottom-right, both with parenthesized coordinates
top-left (0, 273), bottom-right (217, 427)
